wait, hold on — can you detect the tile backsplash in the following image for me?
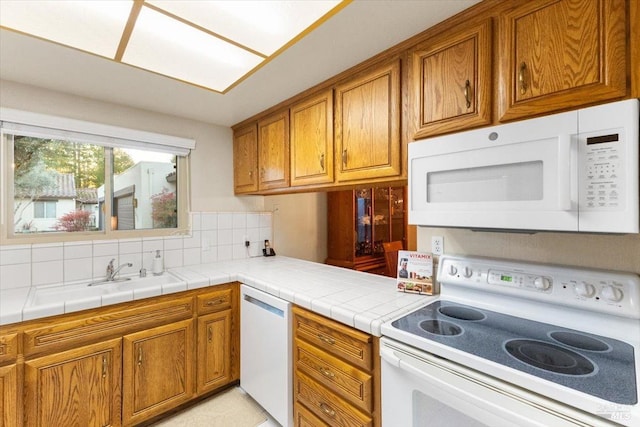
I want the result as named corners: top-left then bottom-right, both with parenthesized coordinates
top-left (0, 212), bottom-right (272, 291)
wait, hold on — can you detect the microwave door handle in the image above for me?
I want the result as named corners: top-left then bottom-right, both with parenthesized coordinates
top-left (558, 133), bottom-right (572, 211)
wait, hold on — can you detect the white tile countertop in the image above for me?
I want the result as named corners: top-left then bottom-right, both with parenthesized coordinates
top-left (0, 256), bottom-right (434, 335)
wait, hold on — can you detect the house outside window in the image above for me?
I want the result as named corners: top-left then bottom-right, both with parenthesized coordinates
top-left (34, 201), bottom-right (57, 219)
top-left (1, 108), bottom-right (195, 243)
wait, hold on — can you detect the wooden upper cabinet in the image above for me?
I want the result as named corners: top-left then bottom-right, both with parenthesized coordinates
top-left (290, 89), bottom-right (334, 186)
top-left (409, 19), bottom-right (492, 139)
top-left (258, 110), bottom-right (290, 190)
top-left (498, 0), bottom-right (627, 121)
top-left (334, 59), bottom-right (401, 182)
top-left (24, 338), bottom-right (122, 427)
top-left (233, 124), bottom-right (258, 194)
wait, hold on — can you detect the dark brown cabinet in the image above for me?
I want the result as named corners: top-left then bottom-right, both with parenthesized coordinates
top-left (326, 186), bottom-right (405, 274)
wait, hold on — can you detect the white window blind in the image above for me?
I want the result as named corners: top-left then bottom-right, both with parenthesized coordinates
top-left (0, 108), bottom-right (196, 156)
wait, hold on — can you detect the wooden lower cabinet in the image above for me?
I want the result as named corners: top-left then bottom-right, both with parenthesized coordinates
top-left (1, 284), bottom-right (240, 427)
top-left (295, 370), bottom-right (372, 427)
top-left (294, 402), bottom-right (329, 427)
top-left (0, 363), bottom-right (18, 427)
top-left (293, 306), bottom-right (379, 427)
top-left (122, 319), bottom-right (194, 426)
top-left (24, 338), bottom-right (122, 427)
top-left (197, 309), bottom-right (232, 393)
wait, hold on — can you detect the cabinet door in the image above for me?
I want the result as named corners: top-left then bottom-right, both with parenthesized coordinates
top-left (290, 89), bottom-right (334, 186)
top-left (233, 124), bottom-right (259, 194)
top-left (258, 110), bottom-right (290, 190)
top-left (197, 310), bottom-right (232, 394)
top-left (24, 338), bottom-right (122, 427)
top-left (499, 0), bottom-right (627, 121)
top-left (0, 364), bottom-right (18, 427)
top-left (122, 319), bottom-right (194, 426)
top-left (335, 60), bottom-right (401, 182)
top-left (409, 19), bottom-right (492, 139)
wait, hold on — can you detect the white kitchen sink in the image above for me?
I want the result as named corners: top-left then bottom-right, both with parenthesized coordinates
top-left (26, 272), bottom-right (186, 307)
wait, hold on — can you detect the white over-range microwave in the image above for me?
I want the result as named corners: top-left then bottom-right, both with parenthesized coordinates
top-left (409, 99), bottom-right (639, 233)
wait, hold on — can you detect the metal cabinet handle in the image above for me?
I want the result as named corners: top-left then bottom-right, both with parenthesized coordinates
top-left (319, 402), bottom-right (336, 417)
top-left (519, 62), bottom-right (527, 95)
top-left (319, 367), bottom-right (335, 378)
top-left (260, 167), bottom-right (265, 179)
top-left (464, 79), bottom-right (471, 108)
top-left (320, 153), bottom-right (325, 171)
top-left (208, 325), bottom-right (213, 342)
top-left (317, 334), bottom-right (335, 345)
top-left (342, 149), bottom-right (347, 167)
top-left (102, 355), bottom-right (108, 378)
top-left (137, 347), bottom-right (143, 366)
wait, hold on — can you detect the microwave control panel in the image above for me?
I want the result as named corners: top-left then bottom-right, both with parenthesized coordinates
top-left (581, 129), bottom-right (624, 211)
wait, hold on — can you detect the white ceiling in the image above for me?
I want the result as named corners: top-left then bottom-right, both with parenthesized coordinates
top-left (0, 0), bottom-right (480, 128)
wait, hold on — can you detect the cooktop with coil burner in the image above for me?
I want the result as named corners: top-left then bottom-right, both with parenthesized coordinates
top-left (390, 299), bottom-right (637, 404)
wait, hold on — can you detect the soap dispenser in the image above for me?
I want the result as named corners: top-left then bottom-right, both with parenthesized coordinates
top-left (152, 250), bottom-right (163, 275)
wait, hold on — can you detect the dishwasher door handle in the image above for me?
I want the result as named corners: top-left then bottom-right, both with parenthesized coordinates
top-left (243, 294), bottom-right (285, 318)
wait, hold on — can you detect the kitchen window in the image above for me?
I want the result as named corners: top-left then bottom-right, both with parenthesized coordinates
top-left (0, 108), bottom-right (195, 243)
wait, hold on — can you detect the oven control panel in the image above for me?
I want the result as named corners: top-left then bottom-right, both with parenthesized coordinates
top-left (487, 270), bottom-right (552, 293)
top-left (438, 255), bottom-right (640, 319)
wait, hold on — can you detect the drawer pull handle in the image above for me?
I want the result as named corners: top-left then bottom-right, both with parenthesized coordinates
top-left (102, 355), bottom-right (108, 378)
top-left (319, 402), bottom-right (336, 417)
top-left (317, 334), bottom-right (335, 345)
top-left (519, 62), bottom-right (527, 95)
top-left (464, 79), bottom-right (471, 109)
top-left (137, 347), bottom-right (143, 366)
top-left (319, 367), bottom-right (335, 378)
top-left (208, 326), bottom-right (213, 342)
top-left (205, 298), bottom-right (225, 306)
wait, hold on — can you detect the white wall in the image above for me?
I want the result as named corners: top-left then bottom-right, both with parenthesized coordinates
top-left (417, 227), bottom-right (640, 275)
top-left (264, 192), bottom-right (328, 262)
top-left (0, 80), bottom-right (329, 263)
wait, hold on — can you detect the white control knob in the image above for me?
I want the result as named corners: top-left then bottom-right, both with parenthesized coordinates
top-left (601, 285), bottom-right (623, 302)
top-left (575, 282), bottom-right (596, 298)
top-left (462, 267), bottom-right (473, 278)
top-left (533, 277), bottom-right (551, 290)
top-left (448, 264), bottom-right (458, 276)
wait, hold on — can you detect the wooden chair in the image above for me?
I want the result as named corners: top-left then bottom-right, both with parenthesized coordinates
top-left (383, 241), bottom-right (404, 278)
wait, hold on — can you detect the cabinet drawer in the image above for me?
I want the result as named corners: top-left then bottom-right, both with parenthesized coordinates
top-left (295, 401), bottom-right (329, 427)
top-left (197, 288), bottom-right (233, 315)
top-left (295, 338), bottom-right (372, 413)
top-left (293, 306), bottom-right (373, 371)
top-left (0, 332), bottom-right (18, 365)
top-left (295, 370), bottom-right (372, 427)
top-left (23, 297), bottom-right (193, 357)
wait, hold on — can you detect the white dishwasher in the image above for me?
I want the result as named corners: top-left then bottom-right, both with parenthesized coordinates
top-left (240, 285), bottom-right (292, 427)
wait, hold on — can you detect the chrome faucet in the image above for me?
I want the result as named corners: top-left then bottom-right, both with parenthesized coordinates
top-left (106, 258), bottom-right (133, 281)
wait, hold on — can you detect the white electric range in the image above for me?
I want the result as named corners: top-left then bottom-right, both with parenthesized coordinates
top-left (380, 255), bottom-right (640, 427)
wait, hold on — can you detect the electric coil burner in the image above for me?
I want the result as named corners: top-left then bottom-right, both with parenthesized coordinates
top-left (381, 255), bottom-right (640, 426)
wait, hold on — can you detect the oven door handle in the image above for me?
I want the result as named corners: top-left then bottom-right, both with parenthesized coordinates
top-left (380, 346), bottom-right (402, 367)
top-left (381, 346), bottom-right (445, 385)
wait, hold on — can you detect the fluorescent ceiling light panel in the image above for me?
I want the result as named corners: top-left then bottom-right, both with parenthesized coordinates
top-left (0, 0), bottom-right (131, 59)
top-left (123, 7), bottom-right (262, 92)
top-left (146, 0), bottom-right (342, 56)
top-left (0, 0), bottom-right (347, 92)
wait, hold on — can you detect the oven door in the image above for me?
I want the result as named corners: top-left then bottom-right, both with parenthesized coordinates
top-left (380, 338), bottom-right (616, 427)
top-left (408, 109), bottom-right (578, 232)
